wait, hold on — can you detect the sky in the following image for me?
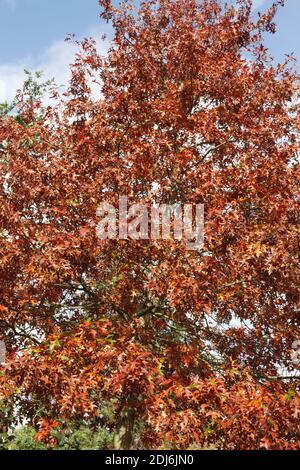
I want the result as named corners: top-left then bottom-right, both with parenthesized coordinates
top-left (0, 0), bottom-right (299, 103)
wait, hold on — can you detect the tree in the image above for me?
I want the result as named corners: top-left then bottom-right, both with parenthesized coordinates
top-left (0, 0), bottom-right (299, 450)
top-left (1, 425), bottom-right (114, 450)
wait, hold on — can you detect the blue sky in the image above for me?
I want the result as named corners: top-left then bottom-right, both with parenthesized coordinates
top-left (0, 0), bottom-right (102, 63)
top-left (0, 0), bottom-right (299, 102)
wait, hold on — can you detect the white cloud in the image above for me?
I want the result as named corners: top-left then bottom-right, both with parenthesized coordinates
top-left (252, 0), bottom-right (267, 10)
top-left (0, 31), bottom-right (108, 104)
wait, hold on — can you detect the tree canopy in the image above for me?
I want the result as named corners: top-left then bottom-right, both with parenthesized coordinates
top-left (0, 0), bottom-right (299, 449)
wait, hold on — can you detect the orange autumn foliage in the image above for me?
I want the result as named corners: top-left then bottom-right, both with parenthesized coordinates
top-left (0, 0), bottom-right (299, 449)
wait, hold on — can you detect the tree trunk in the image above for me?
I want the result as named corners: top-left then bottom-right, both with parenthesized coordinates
top-left (114, 407), bottom-right (135, 450)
